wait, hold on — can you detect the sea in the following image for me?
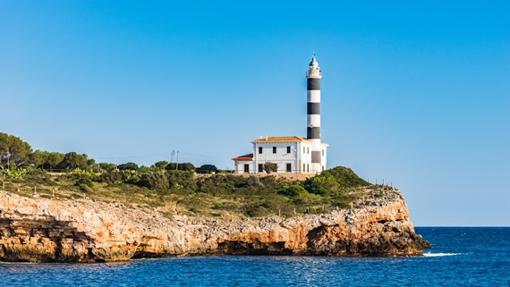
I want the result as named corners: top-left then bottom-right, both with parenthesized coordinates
top-left (0, 227), bottom-right (509, 286)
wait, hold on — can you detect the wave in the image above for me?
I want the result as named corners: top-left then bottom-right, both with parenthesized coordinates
top-left (423, 252), bottom-right (460, 257)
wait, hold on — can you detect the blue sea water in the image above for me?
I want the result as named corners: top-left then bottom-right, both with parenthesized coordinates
top-left (1, 227), bottom-right (509, 286)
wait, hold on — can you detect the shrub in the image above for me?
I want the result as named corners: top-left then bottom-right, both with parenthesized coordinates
top-left (322, 166), bottom-right (369, 188)
top-left (166, 162), bottom-right (195, 171)
top-left (196, 164), bottom-right (218, 174)
top-left (304, 173), bottom-right (339, 196)
top-left (71, 168), bottom-right (96, 178)
top-left (233, 175), bottom-right (261, 189)
top-left (77, 183), bottom-right (94, 193)
top-left (263, 162), bottom-right (277, 174)
top-left (86, 159), bottom-right (96, 168)
top-left (138, 170), bottom-right (169, 191)
top-left (291, 191), bottom-right (321, 205)
top-left (278, 184), bottom-right (308, 197)
top-left (304, 166), bottom-right (369, 196)
top-left (243, 195), bottom-right (287, 217)
top-left (329, 192), bottom-right (353, 208)
top-left (74, 175), bottom-right (93, 188)
top-left (99, 162), bottom-right (117, 172)
top-left (121, 170), bottom-right (141, 185)
top-left (197, 175), bottom-right (235, 194)
top-left (258, 176), bottom-right (281, 187)
top-left (117, 162), bottom-right (138, 171)
top-left (178, 162), bottom-right (195, 171)
top-left (98, 169), bottom-right (123, 184)
top-left (167, 170), bottom-right (196, 191)
top-left (153, 161), bottom-right (169, 169)
top-left (0, 167), bottom-right (28, 180)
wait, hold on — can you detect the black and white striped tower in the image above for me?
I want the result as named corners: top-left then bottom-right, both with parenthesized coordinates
top-left (307, 55), bottom-right (322, 143)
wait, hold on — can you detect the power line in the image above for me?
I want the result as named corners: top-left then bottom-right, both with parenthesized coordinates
top-left (93, 149), bottom-right (222, 166)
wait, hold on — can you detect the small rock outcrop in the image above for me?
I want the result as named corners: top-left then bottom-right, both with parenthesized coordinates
top-left (0, 187), bottom-right (430, 262)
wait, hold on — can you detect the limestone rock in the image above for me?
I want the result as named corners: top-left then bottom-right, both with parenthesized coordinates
top-left (0, 187), bottom-right (430, 262)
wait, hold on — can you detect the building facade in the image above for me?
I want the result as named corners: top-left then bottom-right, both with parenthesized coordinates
top-left (232, 56), bottom-right (328, 174)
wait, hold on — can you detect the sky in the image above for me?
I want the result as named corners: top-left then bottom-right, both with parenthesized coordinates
top-left (1, 0), bottom-right (509, 226)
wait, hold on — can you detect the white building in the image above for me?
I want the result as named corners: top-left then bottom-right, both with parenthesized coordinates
top-left (232, 136), bottom-right (328, 174)
top-left (232, 56), bottom-right (329, 174)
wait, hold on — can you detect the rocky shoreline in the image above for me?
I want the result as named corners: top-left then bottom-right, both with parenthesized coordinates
top-left (0, 186), bottom-right (430, 263)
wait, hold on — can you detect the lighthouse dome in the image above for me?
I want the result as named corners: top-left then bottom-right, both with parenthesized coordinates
top-left (307, 55), bottom-right (322, 78)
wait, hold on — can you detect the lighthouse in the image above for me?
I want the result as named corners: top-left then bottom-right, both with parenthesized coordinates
top-left (231, 55), bottom-right (329, 174)
top-left (307, 55), bottom-right (322, 144)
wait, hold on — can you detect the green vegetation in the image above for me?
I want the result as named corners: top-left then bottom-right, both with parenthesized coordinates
top-left (0, 132), bottom-right (371, 218)
top-left (263, 162), bottom-right (278, 174)
top-left (0, 133), bottom-right (32, 168)
top-left (196, 164), bottom-right (218, 174)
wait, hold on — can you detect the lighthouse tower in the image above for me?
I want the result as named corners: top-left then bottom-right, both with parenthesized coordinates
top-left (307, 55), bottom-right (322, 144)
top-left (306, 55), bottom-right (328, 173)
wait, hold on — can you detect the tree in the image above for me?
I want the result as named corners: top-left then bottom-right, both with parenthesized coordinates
top-left (195, 164), bottom-right (218, 174)
top-left (30, 150), bottom-right (49, 168)
top-left (153, 161), bottom-right (169, 169)
top-left (0, 132), bottom-right (32, 168)
top-left (178, 162), bottom-right (195, 171)
top-left (166, 162), bottom-right (195, 171)
top-left (57, 152), bottom-right (89, 170)
top-left (45, 152), bottom-right (64, 170)
top-left (86, 159), bottom-right (96, 167)
top-left (29, 150), bottom-right (65, 170)
top-left (99, 162), bottom-right (117, 172)
top-left (263, 162), bottom-right (277, 174)
top-left (117, 162), bottom-right (138, 171)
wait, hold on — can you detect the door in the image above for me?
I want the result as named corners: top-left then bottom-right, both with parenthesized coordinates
top-left (244, 164), bottom-right (249, 173)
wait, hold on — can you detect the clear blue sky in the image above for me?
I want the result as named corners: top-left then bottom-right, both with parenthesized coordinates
top-left (1, 1), bottom-right (509, 226)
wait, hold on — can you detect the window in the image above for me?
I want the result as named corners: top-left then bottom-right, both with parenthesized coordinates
top-left (303, 163), bottom-right (305, 172)
top-left (322, 149), bottom-right (324, 156)
top-left (322, 165), bottom-right (325, 171)
top-left (273, 146), bottom-right (277, 154)
top-left (286, 163), bottom-right (292, 172)
top-left (307, 164), bottom-right (309, 173)
top-left (258, 164), bottom-right (263, 172)
top-left (303, 147), bottom-right (305, 153)
top-left (244, 164), bottom-right (249, 173)
top-left (312, 151), bottom-right (321, 163)
top-left (287, 146), bottom-right (291, 153)
top-left (307, 147), bottom-right (310, 154)
top-left (258, 147), bottom-right (262, 154)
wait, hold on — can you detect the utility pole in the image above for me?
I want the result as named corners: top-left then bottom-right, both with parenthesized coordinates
top-left (175, 150), bottom-right (179, 170)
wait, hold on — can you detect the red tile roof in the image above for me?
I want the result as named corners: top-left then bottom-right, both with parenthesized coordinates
top-left (252, 136), bottom-right (306, 143)
top-left (232, 153), bottom-right (253, 161)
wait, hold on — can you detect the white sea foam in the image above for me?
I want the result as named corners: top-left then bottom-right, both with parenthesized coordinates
top-left (423, 252), bottom-right (459, 257)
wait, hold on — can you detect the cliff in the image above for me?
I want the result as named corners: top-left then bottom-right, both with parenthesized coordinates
top-left (0, 186), bottom-right (430, 262)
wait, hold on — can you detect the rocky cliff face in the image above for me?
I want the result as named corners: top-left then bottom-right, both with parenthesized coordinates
top-left (0, 187), bottom-right (430, 262)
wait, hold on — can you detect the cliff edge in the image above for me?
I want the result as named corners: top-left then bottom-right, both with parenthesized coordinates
top-left (0, 186), bottom-right (430, 262)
